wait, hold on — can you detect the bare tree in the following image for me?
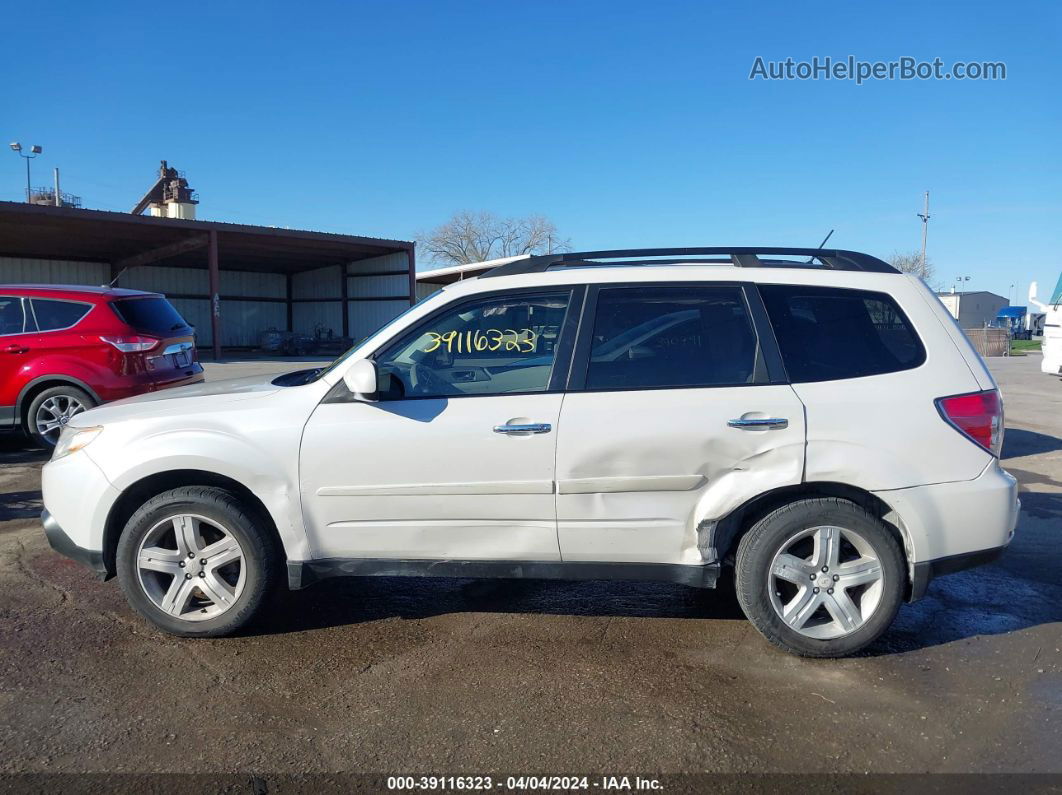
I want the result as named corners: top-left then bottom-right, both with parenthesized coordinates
top-left (888, 249), bottom-right (936, 284)
top-left (420, 211), bottom-right (571, 267)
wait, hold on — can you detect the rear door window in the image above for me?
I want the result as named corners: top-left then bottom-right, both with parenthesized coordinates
top-left (30, 299), bottom-right (92, 331)
top-left (582, 285), bottom-right (759, 389)
top-left (758, 285), bottom-right (925, 382)
top-left (0, 297), bottom-right (26, 335)
top-left (111, 297), bottom-right (191, 335)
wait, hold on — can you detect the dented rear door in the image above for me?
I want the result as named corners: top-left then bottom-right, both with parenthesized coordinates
top-left (555, 283), bottom-right (806, 565)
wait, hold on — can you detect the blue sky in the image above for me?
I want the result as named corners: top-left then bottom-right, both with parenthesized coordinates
top-left (1, 1), bottom-right (1059, 301)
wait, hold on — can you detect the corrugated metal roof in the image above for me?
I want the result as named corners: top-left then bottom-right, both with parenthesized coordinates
top-left (0, 201), bottom-right (413, 274)
top-left (416, 255), bottom-right (531, 284)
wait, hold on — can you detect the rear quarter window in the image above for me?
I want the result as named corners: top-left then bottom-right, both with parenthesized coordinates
top-left (30, 299), bottom-right (92, 331)
top-left (110, 296), bottom-right (191, 335)
top-left (759, 285), bottom-right (925, 382)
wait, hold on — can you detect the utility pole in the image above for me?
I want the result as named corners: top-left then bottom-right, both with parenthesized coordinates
top-left (917, 191), bottom-right (930, 278)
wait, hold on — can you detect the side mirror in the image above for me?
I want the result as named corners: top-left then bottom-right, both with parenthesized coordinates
top-left (342, 359), bottom-right (378, 399)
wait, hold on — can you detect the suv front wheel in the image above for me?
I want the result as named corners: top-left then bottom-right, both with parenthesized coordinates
top-left (735, 497), bottom-right (905, 658)
top-left (116, 486), bottom-right (279, 637)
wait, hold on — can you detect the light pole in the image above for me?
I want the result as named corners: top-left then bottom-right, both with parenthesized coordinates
top-left (956, 275), bottom-right (971, 292)
top-left (917, 191), bottom-right (930, 277)
top-left (9, 142), bottom-right (43, 203)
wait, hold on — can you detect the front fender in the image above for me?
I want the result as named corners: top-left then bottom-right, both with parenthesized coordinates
top-left (91, 427), bottom-right (309, 561)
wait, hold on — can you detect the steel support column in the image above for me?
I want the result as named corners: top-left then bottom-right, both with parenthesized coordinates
top-left (407, 244), bottom-right (417, 305)
top-left (208, 230), bottom-right (221, 361)
top-left (286, 274), bottom-right (294, 332)
top-left (340, 263), bottom-right (350, 338)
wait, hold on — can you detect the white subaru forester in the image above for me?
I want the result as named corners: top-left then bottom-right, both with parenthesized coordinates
top-left (41, 248), bottom-right (1019, 657)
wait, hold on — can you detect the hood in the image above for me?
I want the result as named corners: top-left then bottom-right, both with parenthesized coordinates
top-left (114, 374), bottom-right (281, 405)
top-left (76, 373), bottom-right (283, 425)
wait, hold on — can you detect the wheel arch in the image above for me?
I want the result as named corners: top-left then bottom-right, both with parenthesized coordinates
top-left (102, 469), bottom-right (285, 579)
top-left (711, 481), bottom-right (915, 594)
top-left (16, 376), bottom-right (101, 429)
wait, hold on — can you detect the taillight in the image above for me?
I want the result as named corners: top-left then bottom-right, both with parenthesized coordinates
top-left (99, 335), bottom-right (159, 353)
top-left (935, 389), bottom-right (1003, 457)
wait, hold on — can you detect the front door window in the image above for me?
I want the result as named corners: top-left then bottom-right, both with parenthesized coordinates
top-left (374, 291), bottom-right (572, 399)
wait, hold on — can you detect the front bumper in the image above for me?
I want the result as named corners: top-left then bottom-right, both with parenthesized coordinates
top-left (41, 447), bottom-right (121, 570)
top-left (42, 509), bottom-right (109, 580)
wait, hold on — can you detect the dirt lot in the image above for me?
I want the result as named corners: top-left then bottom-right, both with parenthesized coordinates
top-left (0, 355), bottom-right (1059, 780)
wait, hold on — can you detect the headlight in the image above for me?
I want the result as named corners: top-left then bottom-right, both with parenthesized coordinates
top-left (52, 426), bottom-right (103, 461)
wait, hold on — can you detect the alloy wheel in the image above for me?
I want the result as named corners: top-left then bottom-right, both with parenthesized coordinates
top-left (768, 525), bottom-right (885, 640)
top-left (136, 514), bottom-right (246, 622)
top-left (35, 395), bottom-right (86, 444)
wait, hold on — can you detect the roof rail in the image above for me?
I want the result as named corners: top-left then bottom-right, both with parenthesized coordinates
top-left (479, 247), bottom-right (899, 278)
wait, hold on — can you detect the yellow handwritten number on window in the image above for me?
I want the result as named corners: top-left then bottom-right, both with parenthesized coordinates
top-left (422, 328), bottom-right (536, 354)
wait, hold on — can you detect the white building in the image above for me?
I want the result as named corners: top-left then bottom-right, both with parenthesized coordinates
top-left (936, 290), bottom-right (1008, 329)
top-left (415, 255), bottom-right (531, 301)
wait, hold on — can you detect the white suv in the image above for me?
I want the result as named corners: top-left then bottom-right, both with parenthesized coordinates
top-left (41, 248), bottom-right (1019, 657)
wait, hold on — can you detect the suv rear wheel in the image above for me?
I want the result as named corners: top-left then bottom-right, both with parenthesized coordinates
top-left (25, 385), bottom-right (96, 448)
top-left (116, 486), bottom-right (279, 637)
top-left (735, 498), bottom-right (905, 658)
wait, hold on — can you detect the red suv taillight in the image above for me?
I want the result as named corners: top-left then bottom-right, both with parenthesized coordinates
top-left (935, 389), bottom-right (1003, 457)
top-left (99, 335), bottom-right (159, 353)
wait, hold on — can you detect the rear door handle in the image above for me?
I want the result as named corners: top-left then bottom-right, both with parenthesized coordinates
top-left (2, 344), bottom-right (28, 354)
top-left (727, 417), bottom-right (788, 429)
top-left (494, 423), bottom-right (552, 435)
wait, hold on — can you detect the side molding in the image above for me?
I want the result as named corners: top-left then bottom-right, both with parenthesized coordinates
top-left (288, 557), bottom-right (720, 590)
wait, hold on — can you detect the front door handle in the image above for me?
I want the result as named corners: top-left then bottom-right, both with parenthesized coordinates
top-left (727, 417), bottom-right (788, 429)
top-left (2, 344), bottom-right (28, 354)
top-left (493, 423), bottom-right (552, 435)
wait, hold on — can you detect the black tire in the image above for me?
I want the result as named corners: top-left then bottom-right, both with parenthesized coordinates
top-left (735, 497), bottom-right (905, 658)
top-left (25, 385), bottom-right (97, 448)
top-left (116, 486), bottom-right (280, 637)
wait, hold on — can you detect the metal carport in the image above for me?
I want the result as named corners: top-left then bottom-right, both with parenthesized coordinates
top-left (0, 201), bottom-right (415, 359)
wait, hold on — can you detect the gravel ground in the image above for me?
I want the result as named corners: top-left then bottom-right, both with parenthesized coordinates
top-left (0, 354), bottom-right (1059, 782)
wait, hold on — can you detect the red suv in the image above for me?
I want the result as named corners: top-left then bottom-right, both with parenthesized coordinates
top-left (0, 285), bottom-right (204, 447)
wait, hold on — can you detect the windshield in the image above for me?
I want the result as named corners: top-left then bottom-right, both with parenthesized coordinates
top-left (312, 290), bottom-right (448, 381)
